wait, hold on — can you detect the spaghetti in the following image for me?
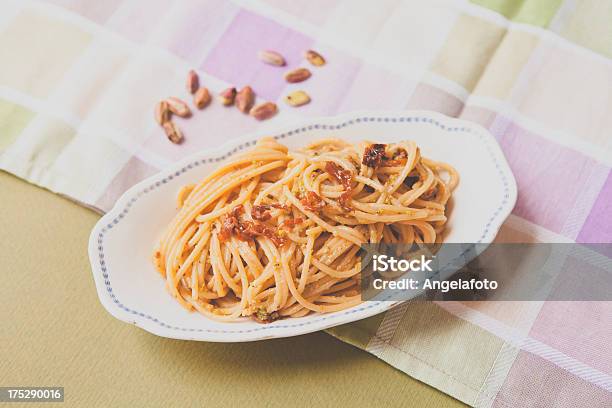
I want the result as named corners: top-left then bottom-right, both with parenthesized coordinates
top-left (153, 138), bottom-right (458, 322)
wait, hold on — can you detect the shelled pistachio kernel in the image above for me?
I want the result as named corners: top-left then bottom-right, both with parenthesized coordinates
top-left (305, 50), bottom-right (325, 66)
top-left (194, 87), bottom-right (211, 109)
top-left (284, 90), bottom-right (310, 107)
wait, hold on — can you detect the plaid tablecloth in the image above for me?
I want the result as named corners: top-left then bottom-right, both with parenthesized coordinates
top-left (1, 1), bottom-right (610, 406)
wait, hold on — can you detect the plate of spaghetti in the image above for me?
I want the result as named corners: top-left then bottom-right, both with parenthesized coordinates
top-left (88, 111), bottom-right (517, 342)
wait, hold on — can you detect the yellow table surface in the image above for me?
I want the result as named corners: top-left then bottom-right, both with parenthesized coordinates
top-left (0, 171), bottom-right (464, 407)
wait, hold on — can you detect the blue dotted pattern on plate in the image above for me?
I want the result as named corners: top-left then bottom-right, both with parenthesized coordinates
top-left (96, 115), bottom-right (511, 334)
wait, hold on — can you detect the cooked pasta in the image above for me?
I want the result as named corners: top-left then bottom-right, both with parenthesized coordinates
top-left (153, 137), bottom-right (458, 322)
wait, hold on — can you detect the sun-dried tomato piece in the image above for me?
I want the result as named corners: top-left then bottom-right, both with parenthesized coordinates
top-left (325, 162), bottom-right (354, 211)
top-left (362, 144), bottom-right (387, 168)
top-left (281, 217), bottom-right (304, 230)
top-left (219, 204), bottom-right (285, 246)
top-left (219, 205), bottom-right (243, 242)
top-left (394, 149), bottom-right (408, 159)
top-left (300, 191), bottom-right (325, 212)
top-left (232, 205), bottom-right (244, 217)
top-left (235, 220), bottom-right (287, 247)
top-left (325, 162), bottom-right (353, 189)
top-left (338, 191), bottom-right (352, 211)
top-left (251, 204), bottom-right (272, 221)
top-left (384, 149), bottom-right (408, 166)
top-left (219, 217), bottom-right (235, 242)
top-left (382, 159), bottom-right (400, 166)
top-left (251, 203), bottom-right (289, 221)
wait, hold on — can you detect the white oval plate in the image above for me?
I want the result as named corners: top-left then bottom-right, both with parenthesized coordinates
top-left (88, 110), bottom-right (517, 342)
